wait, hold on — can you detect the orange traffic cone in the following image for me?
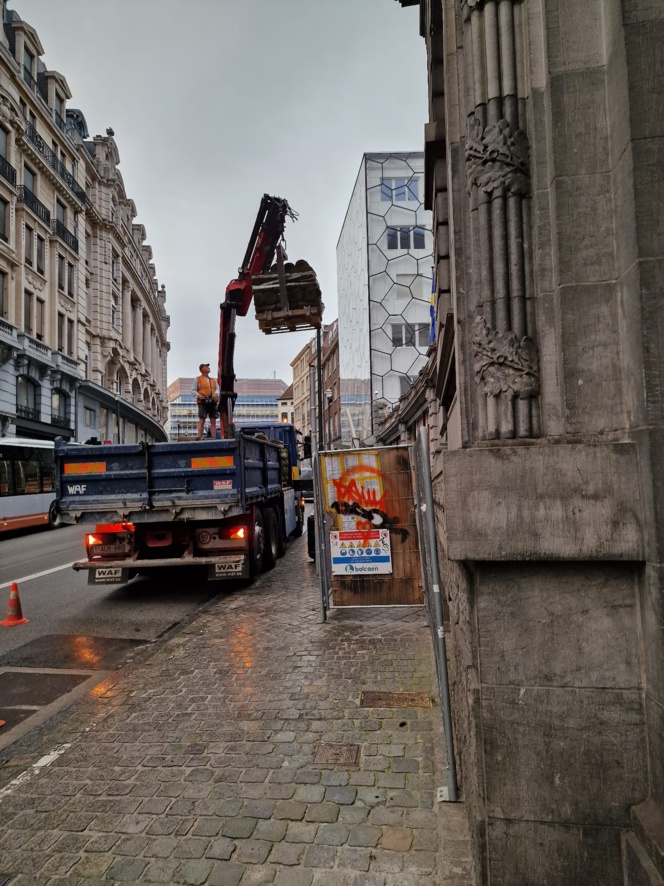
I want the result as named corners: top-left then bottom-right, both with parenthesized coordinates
top-left (1, 582), bottom-right (29, 626)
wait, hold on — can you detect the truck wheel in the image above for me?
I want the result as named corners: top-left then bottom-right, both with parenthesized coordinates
top-left (292, 506), bottom-right (304, 538)
top-left (275, 509), bottom-right (287, 558)
top-left (249, 508), bottom-right (265, 577)
top-left (262, 508), bottom-right (279, 571)
top-left (47, 501), bottom-right (60, 530)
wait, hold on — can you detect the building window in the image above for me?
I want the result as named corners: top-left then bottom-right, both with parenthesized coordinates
top-left (111, 252), bottom-right (118, 282)
top-left (57, 312), bottom-right (64, 352)
top-left (0, 197), bottom-right (8, 242)
top-left (115, 370), bottom-right (122, 394)
top-left (83, 343), bottom-right (89, 379)
top-left (56, 200), bottom-right (65, 226)
top-left (0, 127), bottom-right (7, 159)
top-left (23, 290), bottom-right (32, 335)
top-left (25, 224), bottom-right (33, 266)
top-left (67, 262), bottom-right (74, 297)
top-left (54, 93), bottom-right (64, 131)
top-left (23, 164), bottom-right (35, 194)
top-left (57, 254), bottom-right (65, 291)
top-left (36, 235), bottom-right (44, 274)
top-left (386, 226), bottom-right (426, 250)
top-left (52, 389), bottom-right (68, 424)
top-left (417, 323), bottom-right (430, 347)
top-left (84, 406), bottom-right (95, 427)
top-left (22, 47), bottom-right (34, 85)
top-left (111, 296), bottom-right (117, 327)
top-left (66, 317), bottom-right (74, 356)
top-left (36, 298), bottom-right (44, 341)
top-left (17, 376), bottom-right (38, 418)
top-left (381, 177), bottom-right (419, 202)
top-left (0, 270), bottom-right (5, 318)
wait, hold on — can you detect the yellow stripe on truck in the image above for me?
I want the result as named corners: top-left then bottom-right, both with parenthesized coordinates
top-left (64, 462), bottom-right (107, 475)
top-left (292, 466), bottom-right (300, 480)
top-left (191, 456), bottom-right (234, 469)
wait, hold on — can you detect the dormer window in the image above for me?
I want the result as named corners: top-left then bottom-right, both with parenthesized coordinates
top-left (22, 46), bottom-right (34, 89)
top-left (54, 94), bottom-right (64, 132)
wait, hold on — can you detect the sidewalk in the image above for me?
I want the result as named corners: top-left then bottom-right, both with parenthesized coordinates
top-left (0, 532), bottom-right (472, 885)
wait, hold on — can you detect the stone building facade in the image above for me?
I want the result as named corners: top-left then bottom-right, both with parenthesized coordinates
top-left (395, 1), bottom-right (664, 884)
top-left (321, 318), bottom-right (341, 449)
top-left (0, 3), bottom-right (167, 443)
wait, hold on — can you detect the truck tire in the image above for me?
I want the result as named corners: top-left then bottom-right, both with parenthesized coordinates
top-left (249, 508), bottom-right (265, 577)
top-left (292, 506), bottom-right (304, 538)
top-left (275, 508), bottom-right (287, 558)
top-left (47, 500), bottom-right (60, 530)
top-left (262, 508), bottom-right (279, 571)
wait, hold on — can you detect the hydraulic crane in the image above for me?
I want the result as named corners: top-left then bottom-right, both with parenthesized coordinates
top-left (217, 195), bottom-right (324, 437)
top-left (217, 195), bottom-right (296, 437)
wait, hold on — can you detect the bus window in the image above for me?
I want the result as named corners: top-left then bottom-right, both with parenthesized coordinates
top-left (0, 458), bottom-right (13, 496)
top-left (14, 457), bottom-right (41, 495)
top-left (42, 458), bottom-right (54, 493)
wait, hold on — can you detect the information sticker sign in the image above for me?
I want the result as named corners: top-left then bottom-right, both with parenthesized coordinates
top-left (330, 529), bottom-right (392, 576)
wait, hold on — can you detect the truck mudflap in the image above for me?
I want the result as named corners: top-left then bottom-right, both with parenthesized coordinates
top-left (77, 555), bottom-right (250, 585)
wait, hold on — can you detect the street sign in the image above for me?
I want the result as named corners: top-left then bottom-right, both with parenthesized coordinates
top-left (330, 529), bottom-right (392, 576)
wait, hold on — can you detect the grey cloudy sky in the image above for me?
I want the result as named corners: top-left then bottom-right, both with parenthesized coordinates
top-left (14, 0), bottom-right (427, 385)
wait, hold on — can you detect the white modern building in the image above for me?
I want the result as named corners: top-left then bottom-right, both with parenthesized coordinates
top-left (337, 152), bottom-right (433, 445)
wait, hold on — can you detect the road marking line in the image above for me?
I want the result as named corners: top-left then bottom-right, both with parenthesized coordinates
top-left (0, 742), bottom-right (71, 802)
top-left (0, 562), bottom-right (76, 591)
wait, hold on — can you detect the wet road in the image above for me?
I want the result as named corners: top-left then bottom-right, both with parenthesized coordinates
top-left (0, 524), bottom-right (224, 668)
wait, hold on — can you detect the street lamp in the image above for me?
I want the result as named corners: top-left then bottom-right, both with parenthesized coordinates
top-left (325, 388), bottom-right (332, 450)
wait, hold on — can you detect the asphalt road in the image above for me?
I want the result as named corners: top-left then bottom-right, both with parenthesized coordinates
top-left (0, 523), bottom-right (226, 670)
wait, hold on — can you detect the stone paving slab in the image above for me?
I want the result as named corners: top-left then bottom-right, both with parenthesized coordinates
top-left (0, 533), bottom-right (472, 884)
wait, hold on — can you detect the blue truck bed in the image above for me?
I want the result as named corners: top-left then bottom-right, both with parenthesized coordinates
top-left (55, 433), bottom-right (283, 524)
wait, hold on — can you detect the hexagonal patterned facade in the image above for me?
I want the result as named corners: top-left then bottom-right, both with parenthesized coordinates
top-left (337, 153), bottom-right (433, 445)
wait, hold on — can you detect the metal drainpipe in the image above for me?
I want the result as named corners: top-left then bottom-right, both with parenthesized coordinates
top-left (417, 426), bottom-right (458, 802)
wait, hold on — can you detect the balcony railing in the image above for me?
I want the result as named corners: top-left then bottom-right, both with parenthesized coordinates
top-left (17, 404), bottom-right (39, 420)
top-left (54, 110), bottom-right (65, 133)
top-left (52, 218), bottom-right (78, 254)
top-left (51, 413), bottom-right (71, 428)
top-left (24, 123), bottom-right (85, 204)
top-left (0, 155), bottom-right (16, 187)
top-left (18, 185), bottom-right (51, 225)
top-left (22, 65), bottom-right (36, 92)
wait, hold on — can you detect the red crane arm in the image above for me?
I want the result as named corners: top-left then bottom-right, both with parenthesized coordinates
top-left (217, 195), bottom-right (296, 437)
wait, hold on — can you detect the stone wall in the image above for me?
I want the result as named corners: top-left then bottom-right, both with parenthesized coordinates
top-left (399, 0), bottom-right (664, 882)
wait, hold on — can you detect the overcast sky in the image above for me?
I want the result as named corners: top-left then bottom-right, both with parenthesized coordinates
top-left (14, 0), bottom-right (427, 385)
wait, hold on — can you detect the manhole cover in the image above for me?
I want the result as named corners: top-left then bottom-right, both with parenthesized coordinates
top-left (360, 691), bottom-right (431, 708)
top-left (313, 743), bottom-right (360, 766)
top-left (0, 671), bottom-right (89, 708)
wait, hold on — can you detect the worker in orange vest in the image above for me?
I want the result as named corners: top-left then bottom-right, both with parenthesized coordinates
top-left (194, 363), bottom-right (219, 439)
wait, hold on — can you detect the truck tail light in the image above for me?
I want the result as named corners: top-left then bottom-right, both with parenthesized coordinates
top-left (229, 527), bottom-right (246, 540)
top-left (87, 534), bottom-right (101, 547)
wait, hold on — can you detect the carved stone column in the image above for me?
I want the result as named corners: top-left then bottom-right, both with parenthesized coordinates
top-left (133, 302), bottom-right (143, 360)
top-left (462, 0), bottom-right (540, 439)
top-left (143, 317), bottom-right (151, 373)
top-left (122, 283), bottom-right (132, 349)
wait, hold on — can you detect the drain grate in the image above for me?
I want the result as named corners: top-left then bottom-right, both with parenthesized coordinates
top-left (312, 743), bottom-right (360, 766)
top-left (360, 691), bottom-right (431, 709)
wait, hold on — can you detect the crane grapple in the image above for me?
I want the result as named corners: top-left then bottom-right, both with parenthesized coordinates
top-left (253, 259), bottom-right (324, 334)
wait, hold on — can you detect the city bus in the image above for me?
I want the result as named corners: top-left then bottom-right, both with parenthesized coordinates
top-left (0, 437), bottom-right (59, 533)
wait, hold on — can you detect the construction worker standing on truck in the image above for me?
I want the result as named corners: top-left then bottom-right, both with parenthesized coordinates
top-left (194, 363), bottom-right (219, 439)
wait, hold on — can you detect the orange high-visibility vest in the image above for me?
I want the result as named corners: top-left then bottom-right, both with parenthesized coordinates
top-left (196, 375), bottom-right (217, 401)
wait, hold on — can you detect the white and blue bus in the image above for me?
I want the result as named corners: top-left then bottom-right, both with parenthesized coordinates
top-left (0, 437), bottom-right (58, 533)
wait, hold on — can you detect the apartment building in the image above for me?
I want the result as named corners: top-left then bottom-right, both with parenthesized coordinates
top-left (0, 3), bottom-right (168, 442)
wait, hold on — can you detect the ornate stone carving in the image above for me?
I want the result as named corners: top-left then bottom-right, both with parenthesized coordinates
top-left (472, 315), bottom-right (539, 399)
top-left (58, 295), bottom-right (74, 314)
top-left (26, 272), bottom-right (46, 293)
top-left (0, 342), bottom-right (14, 366)
top-left (466, 116), bottom-right (530, 196)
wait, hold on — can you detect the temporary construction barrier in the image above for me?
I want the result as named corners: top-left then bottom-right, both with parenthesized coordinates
top-left (316, 446), bottom-right (422, 607)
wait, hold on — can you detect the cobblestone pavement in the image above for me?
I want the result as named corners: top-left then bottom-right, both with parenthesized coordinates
top-left (0, 533), bottom-right (471, 885)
